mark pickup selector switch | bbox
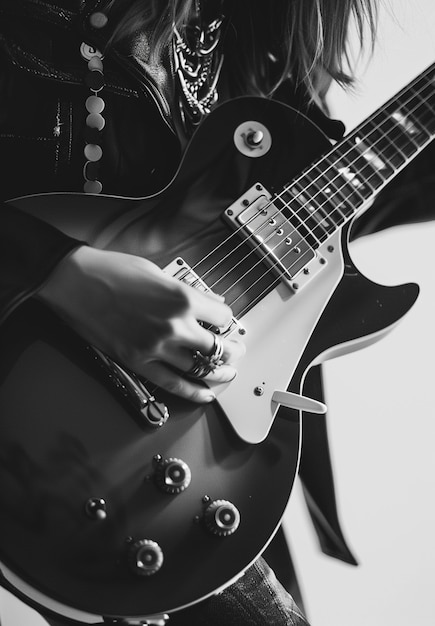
[204,499,240,536]
[154,456,191,494]
[128,539,164,576]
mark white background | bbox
[283,1,435,625]
[1,1,435,624]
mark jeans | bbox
[44,557,310,626]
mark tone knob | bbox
[204,499,240,536]
[128,539,164,576]
[154,456,191,494]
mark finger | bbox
[163,332,246,372]
[193,331,246,363]
[185,285,233,329]
[221,336,246,363]
[202,363,238,383]
[138,361,216,404]
[163,346,239,382]
[204,290,226,303]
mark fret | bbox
[368,112,411,164]
[291,179,343,233]
[322,64,435,213]
[334,147,384,192]
[393,90,431,142]
[326,145,376,199]
[394,68,435,135]
[382,105,421,156]
[277,188,329,248]
[310,173,352,220]
[314,170,363,219]
[412,67,435,121]
[409,86,435,132]
[301,171,353,224]
[283,158,366,239]
[413,88,435,122]
[278,62,435,247]
[354,117,399,174]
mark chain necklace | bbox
[172,0,225,131]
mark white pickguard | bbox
[211,231,344,443]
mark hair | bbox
[102,0,378,102]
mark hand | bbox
[38,246,245,403]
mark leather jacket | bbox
[1,0,435,606]
[0,0,346,319]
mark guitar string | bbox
[190,89,433,314]
[189,63,435,287]
[187,66,435,303]
[232,139,435,323]
[228,92,435,314]
[144,69,434,395]
[187,62,435,286]
[215,81,435,300]
[211,68,435,290]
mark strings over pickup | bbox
[224,183,327,292]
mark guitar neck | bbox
[280,62,435,247]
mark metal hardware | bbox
[90,347,169,427]
[85,497,107,520]
[108,616,169,625]
[164,258,245,337]
[224,183,327,292]
[246,129,264,146]
[153,456,192,494]
[127,539,164,576]
[233,121,272,158]
[204,499,241,536]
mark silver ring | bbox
[207,333,224,363]
[188,334,225,379]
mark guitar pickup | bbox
[224,183,327,291]
[164,258,246,337]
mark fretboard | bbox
[279,61,435,247]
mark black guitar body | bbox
[0,97,418,621]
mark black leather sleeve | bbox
[0,202,81,324]
[0,19,83,326]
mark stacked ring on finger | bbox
[188,333,225,379]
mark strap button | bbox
[89,11,108,29]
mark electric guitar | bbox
[0,61,433,624]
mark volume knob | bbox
[154,457,191,494]
[204,499,240,536]
[128,539,164,576]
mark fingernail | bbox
[208,291,225,302]
[203,392,216,403]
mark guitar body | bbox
[0,97,418,621]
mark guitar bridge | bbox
[164,258,246,337]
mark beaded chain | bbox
[80,6,225,192]
[81,11,108,194]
